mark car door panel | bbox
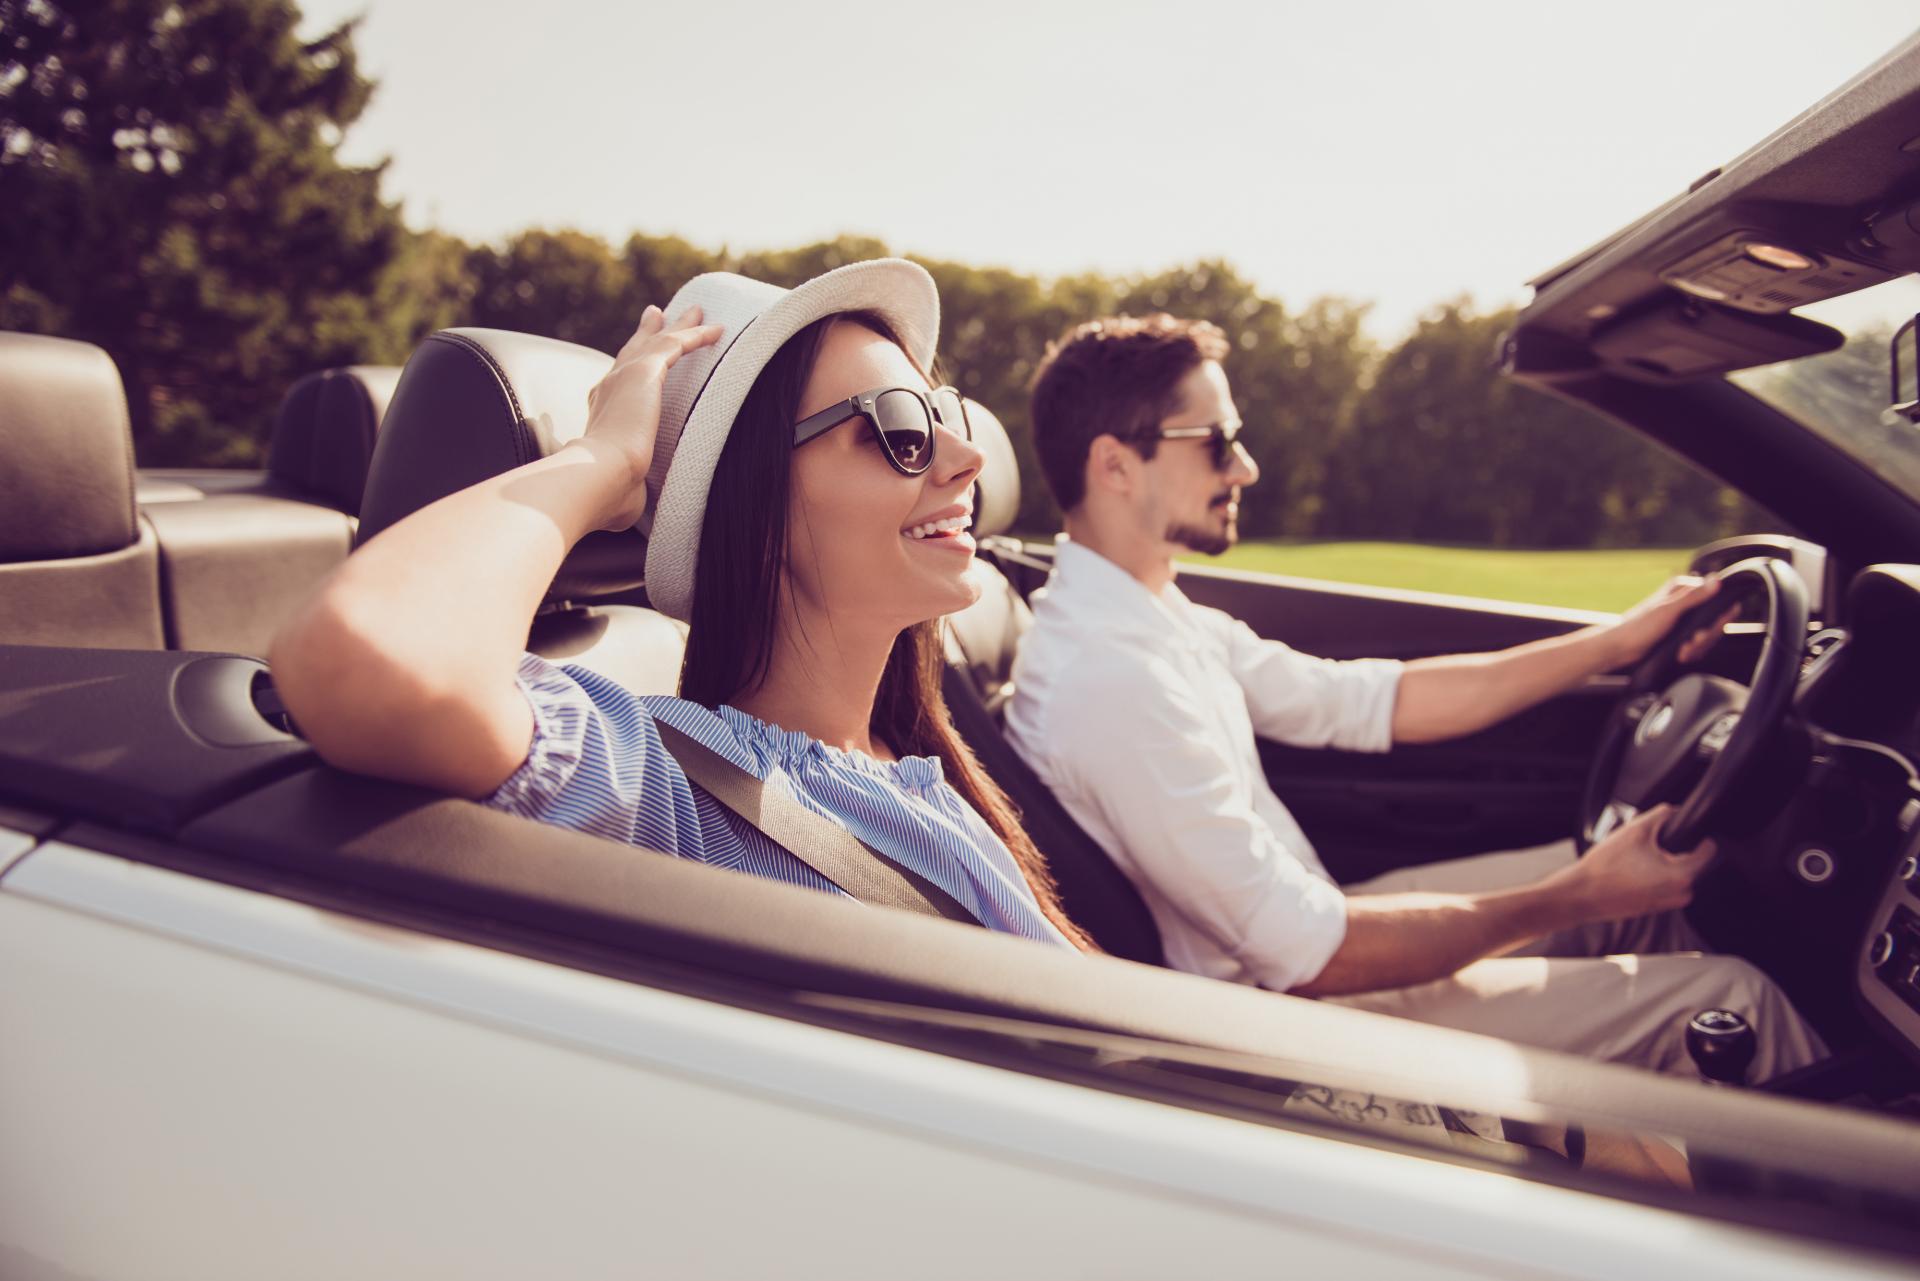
[1167,563,1623,881]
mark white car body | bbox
[3,833,1908,1281]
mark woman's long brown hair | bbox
[679,311,1096,951]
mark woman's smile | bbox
[905,527,976,554]
[902,501,976,550]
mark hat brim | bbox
[642,259,940,623]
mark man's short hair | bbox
[1028,313,1230,512]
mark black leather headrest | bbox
[0,332,139,562]
[358,329,644,603]
[966,398,1021,538]
[267,365,400,515]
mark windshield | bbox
[1729,276,1920,501]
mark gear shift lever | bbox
[1686,1008,1756,1085]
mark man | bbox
[1004,313,1826,1078]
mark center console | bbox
[1859,825,1920,1064]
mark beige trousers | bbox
[1328,842,1830,1081]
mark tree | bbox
[0,0,1778,555]
[1320,300,1767,548]
[1,0,405,463]
[623,231,720,314]
[371,226,476,361]
[736,235,892,290]
[464,228,636,355]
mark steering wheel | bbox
[1579,557,1810,854]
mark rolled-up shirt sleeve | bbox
[1220,615,1403,754]
[487,654,591,816]
[1047,654,1349,992]
[485,652,703,856]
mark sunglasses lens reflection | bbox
[874,389,933,472]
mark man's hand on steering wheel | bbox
[1609,575,1739,669]
[1580,558,1812,855]
[1570,805,1719,921]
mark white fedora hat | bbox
[641,258,940,622]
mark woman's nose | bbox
[933,422,984,488]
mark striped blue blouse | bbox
[485,652,1074,947]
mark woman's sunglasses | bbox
[1154,420,1245,472]
[793,385,971,476]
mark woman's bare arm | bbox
[269,307,721,797]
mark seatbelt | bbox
[653,720,982,928]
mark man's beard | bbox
[1166,494,1239,557]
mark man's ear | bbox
[1086,434,1138,498]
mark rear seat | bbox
[0,332,166,648]
[0,327,398,655]
[358,328,688,693]
[139,490,354,656]
[136,366,397,511]
[943,401,1166,965]
[265,365,400,516]
[135,366,398,656]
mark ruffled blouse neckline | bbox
[712,703,946,789]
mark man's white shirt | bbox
[1004,537,1403,991]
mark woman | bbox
[271,259,1094,949]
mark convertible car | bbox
[7,33,1920,1281]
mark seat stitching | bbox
[432,331,534,468]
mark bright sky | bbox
[298,0,1918,340]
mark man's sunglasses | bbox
[1153,420,1246,471]
[793,385,972,476]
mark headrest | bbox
[965,397,1021,539]
[267,365,401,515]
[0,332,139,562]
[358,329,644,603]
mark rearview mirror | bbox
[1894,315,1920,422]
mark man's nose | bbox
[1227,440,1260,487]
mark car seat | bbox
[942,399,1166,964]
[357,328,687,693]
[0,332,166,648]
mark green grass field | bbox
[1191,541,1695,614]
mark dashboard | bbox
[1802,564,1920,1064]
[1702,545,1920,1069]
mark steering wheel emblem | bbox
[1699,711,1740,755]
[1635,701,1676,747]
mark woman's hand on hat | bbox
[578,304,724,529]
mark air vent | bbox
[1758,289,1798,304]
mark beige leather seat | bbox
[0,332,166,648]
[131,367,406,658]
